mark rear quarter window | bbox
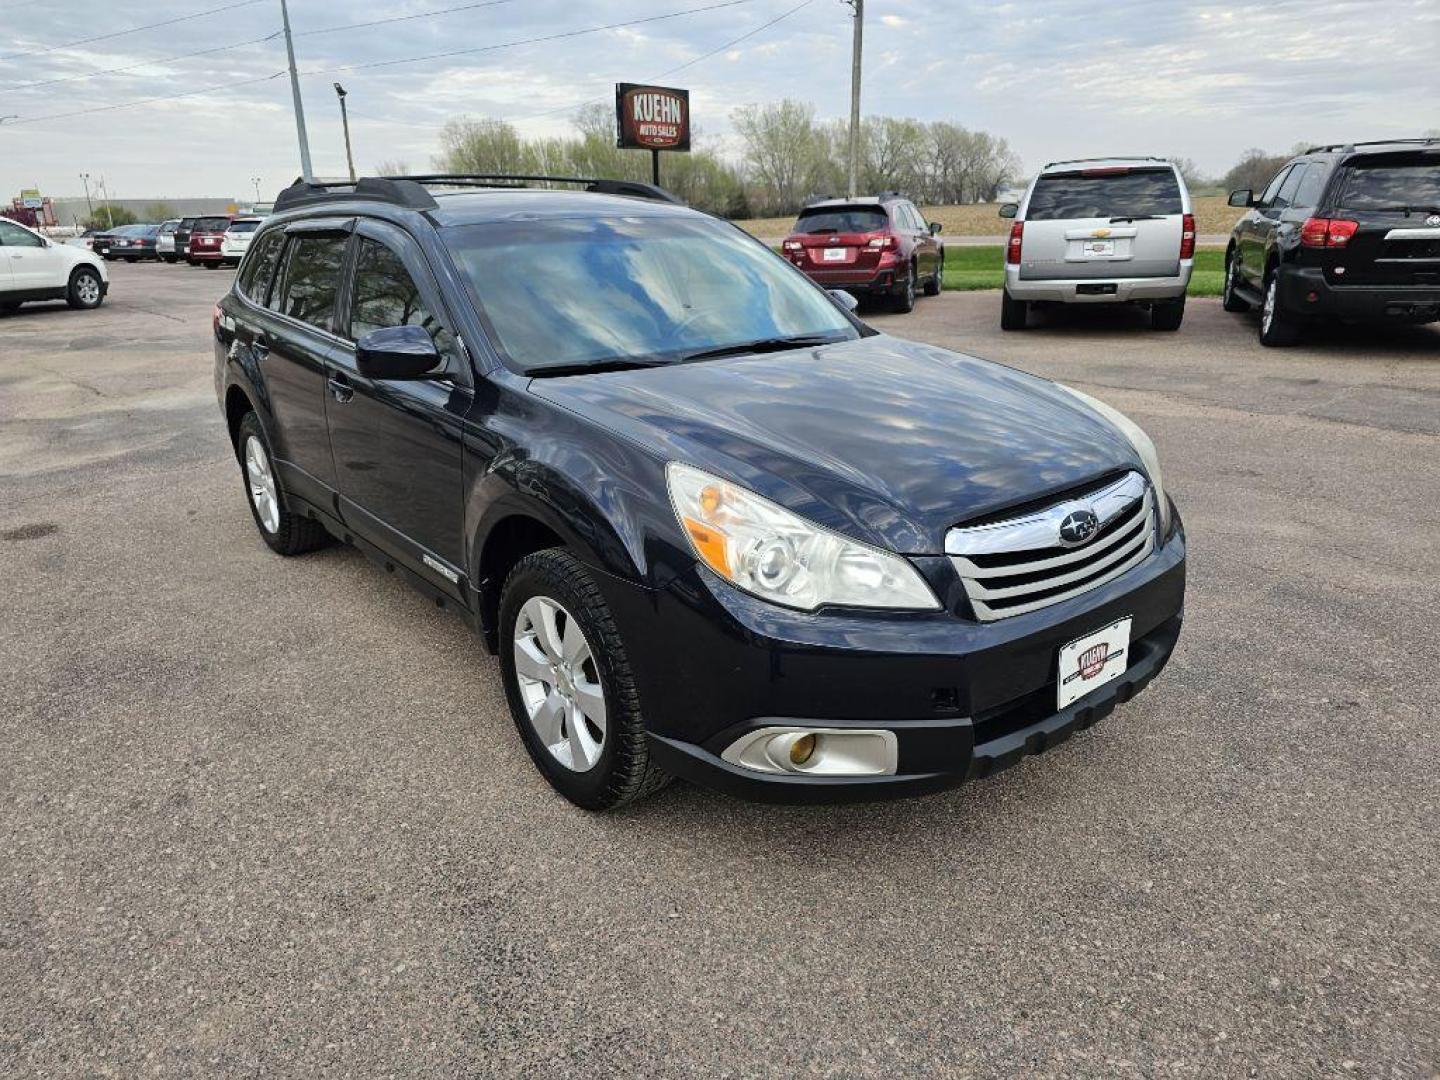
[1027,168,1183,220]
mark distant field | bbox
[739,195,1242,239]
[937,246,1225,296]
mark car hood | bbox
[529,335,1142,554]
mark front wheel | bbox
[1258,272,1301,347]
[499,549,669,810]
[923,253,943,296]
[66,266,104,310]
[1000,288,1028,330]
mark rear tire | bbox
[66,266,104,310]
[499,549,670,811]
[923,253,943,296]
[891,265,916,313]
[0,301,20,315]
[1151,296,1185,331]
[1221,249,1249,312]
[235,412,331,556]
[162,254,178,264]
[1000,288,1028,330]
[204,261,220,270]
[1258,270,1301,347]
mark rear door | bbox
[325,222,470,593]
[789,204,891,280]
[1322,151,1440,287]
[1019,166,1185,280]
[902,202,938,280]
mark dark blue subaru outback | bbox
[214,175,1186,810]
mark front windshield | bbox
[443,215,858,373]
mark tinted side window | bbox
[349,238,453,356]
[0,221,43,247]
[1258,166,1293,208]
[238,230,285,304]
[1274,166,1306,209]
[276,235,347,331]
[1292,164,1327,209]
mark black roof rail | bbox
[272,173,685,215]
[1303,137,1440,154]
[273,176,439,213]
[1044,155,1169,168]
[397,174,685,204]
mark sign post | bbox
[615,83,690,188]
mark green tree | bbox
[86,204,136,230]
[145,201,178,222]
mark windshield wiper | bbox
[674,334,846,364]
[525,357,669,378]
[1344,205,1440,216]
[1109,214,1165,223]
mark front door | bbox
[0,220,58,290]
[325,222,470,594]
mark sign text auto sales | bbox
[615,83,691,152]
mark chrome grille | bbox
[946,472,1155,621]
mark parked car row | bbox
[89,215,264,268]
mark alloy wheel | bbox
[244,435,280,534]
[512,595,607,773]
[1262,279,1276,334]
[76,273,100,306]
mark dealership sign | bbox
[615,83,691,152]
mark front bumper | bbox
[1006,263,1191,303]
[600,516,1186,804]
[1278,266,1440,323]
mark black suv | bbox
[1223,138,1440,345]
[214,174,1186,810]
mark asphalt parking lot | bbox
[3,261,1438,1078]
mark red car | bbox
[186,215,235,267]
[781,194,944,313]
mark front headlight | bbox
[1058,384,1171,535]
[666,462,940,612]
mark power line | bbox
[301,0,760,77]
[3,71,286,126]
[511,0,818,123]
[297,0,520,38]
[1,33,281,91]
[0,0,266,62]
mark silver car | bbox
[1000,157,1194,331]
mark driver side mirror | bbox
[998,203,1019,219]
[928,221,942,235]
[1228,188,1255,208]
[827,289,859,314]
[355,325,443,380]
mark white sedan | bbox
[221,217,263,266]
[1,217,108,313]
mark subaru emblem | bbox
[1057,509,1099,547]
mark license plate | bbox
[822,247,848,262]
[1083,239,1115,257]
[1057,616,1131,709]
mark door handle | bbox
[327,372,354,404]
[251,334,269,358]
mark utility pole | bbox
[251,176,262,201]
[80,173,95,222]
[334,83,356,183]
[98,176,114,228]
[845,0,863,199]
[280,0,314,182]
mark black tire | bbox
[66,266,105,310]
[891,264,916,313]
[1151,296,1185,331]
[923,251,943,296]
[1000,287,1028,330]
[124,256,137,263]
[162,255,178,264]
[0,301,20,315]
[234,411,330,556]
[204,260,220,270]
[1258,269,1301,347]
[499,549,670,811]
[1221,248,1249,312]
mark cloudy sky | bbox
[2,0,1436,202]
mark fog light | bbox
[721,725,899,777]
[789,733,817,766]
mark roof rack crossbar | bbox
[1302,137,1440,154]
[398,174,684,204]
[1044,156,1169,168]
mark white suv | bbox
[0,218,109,313]
[1000,157,1194,331]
